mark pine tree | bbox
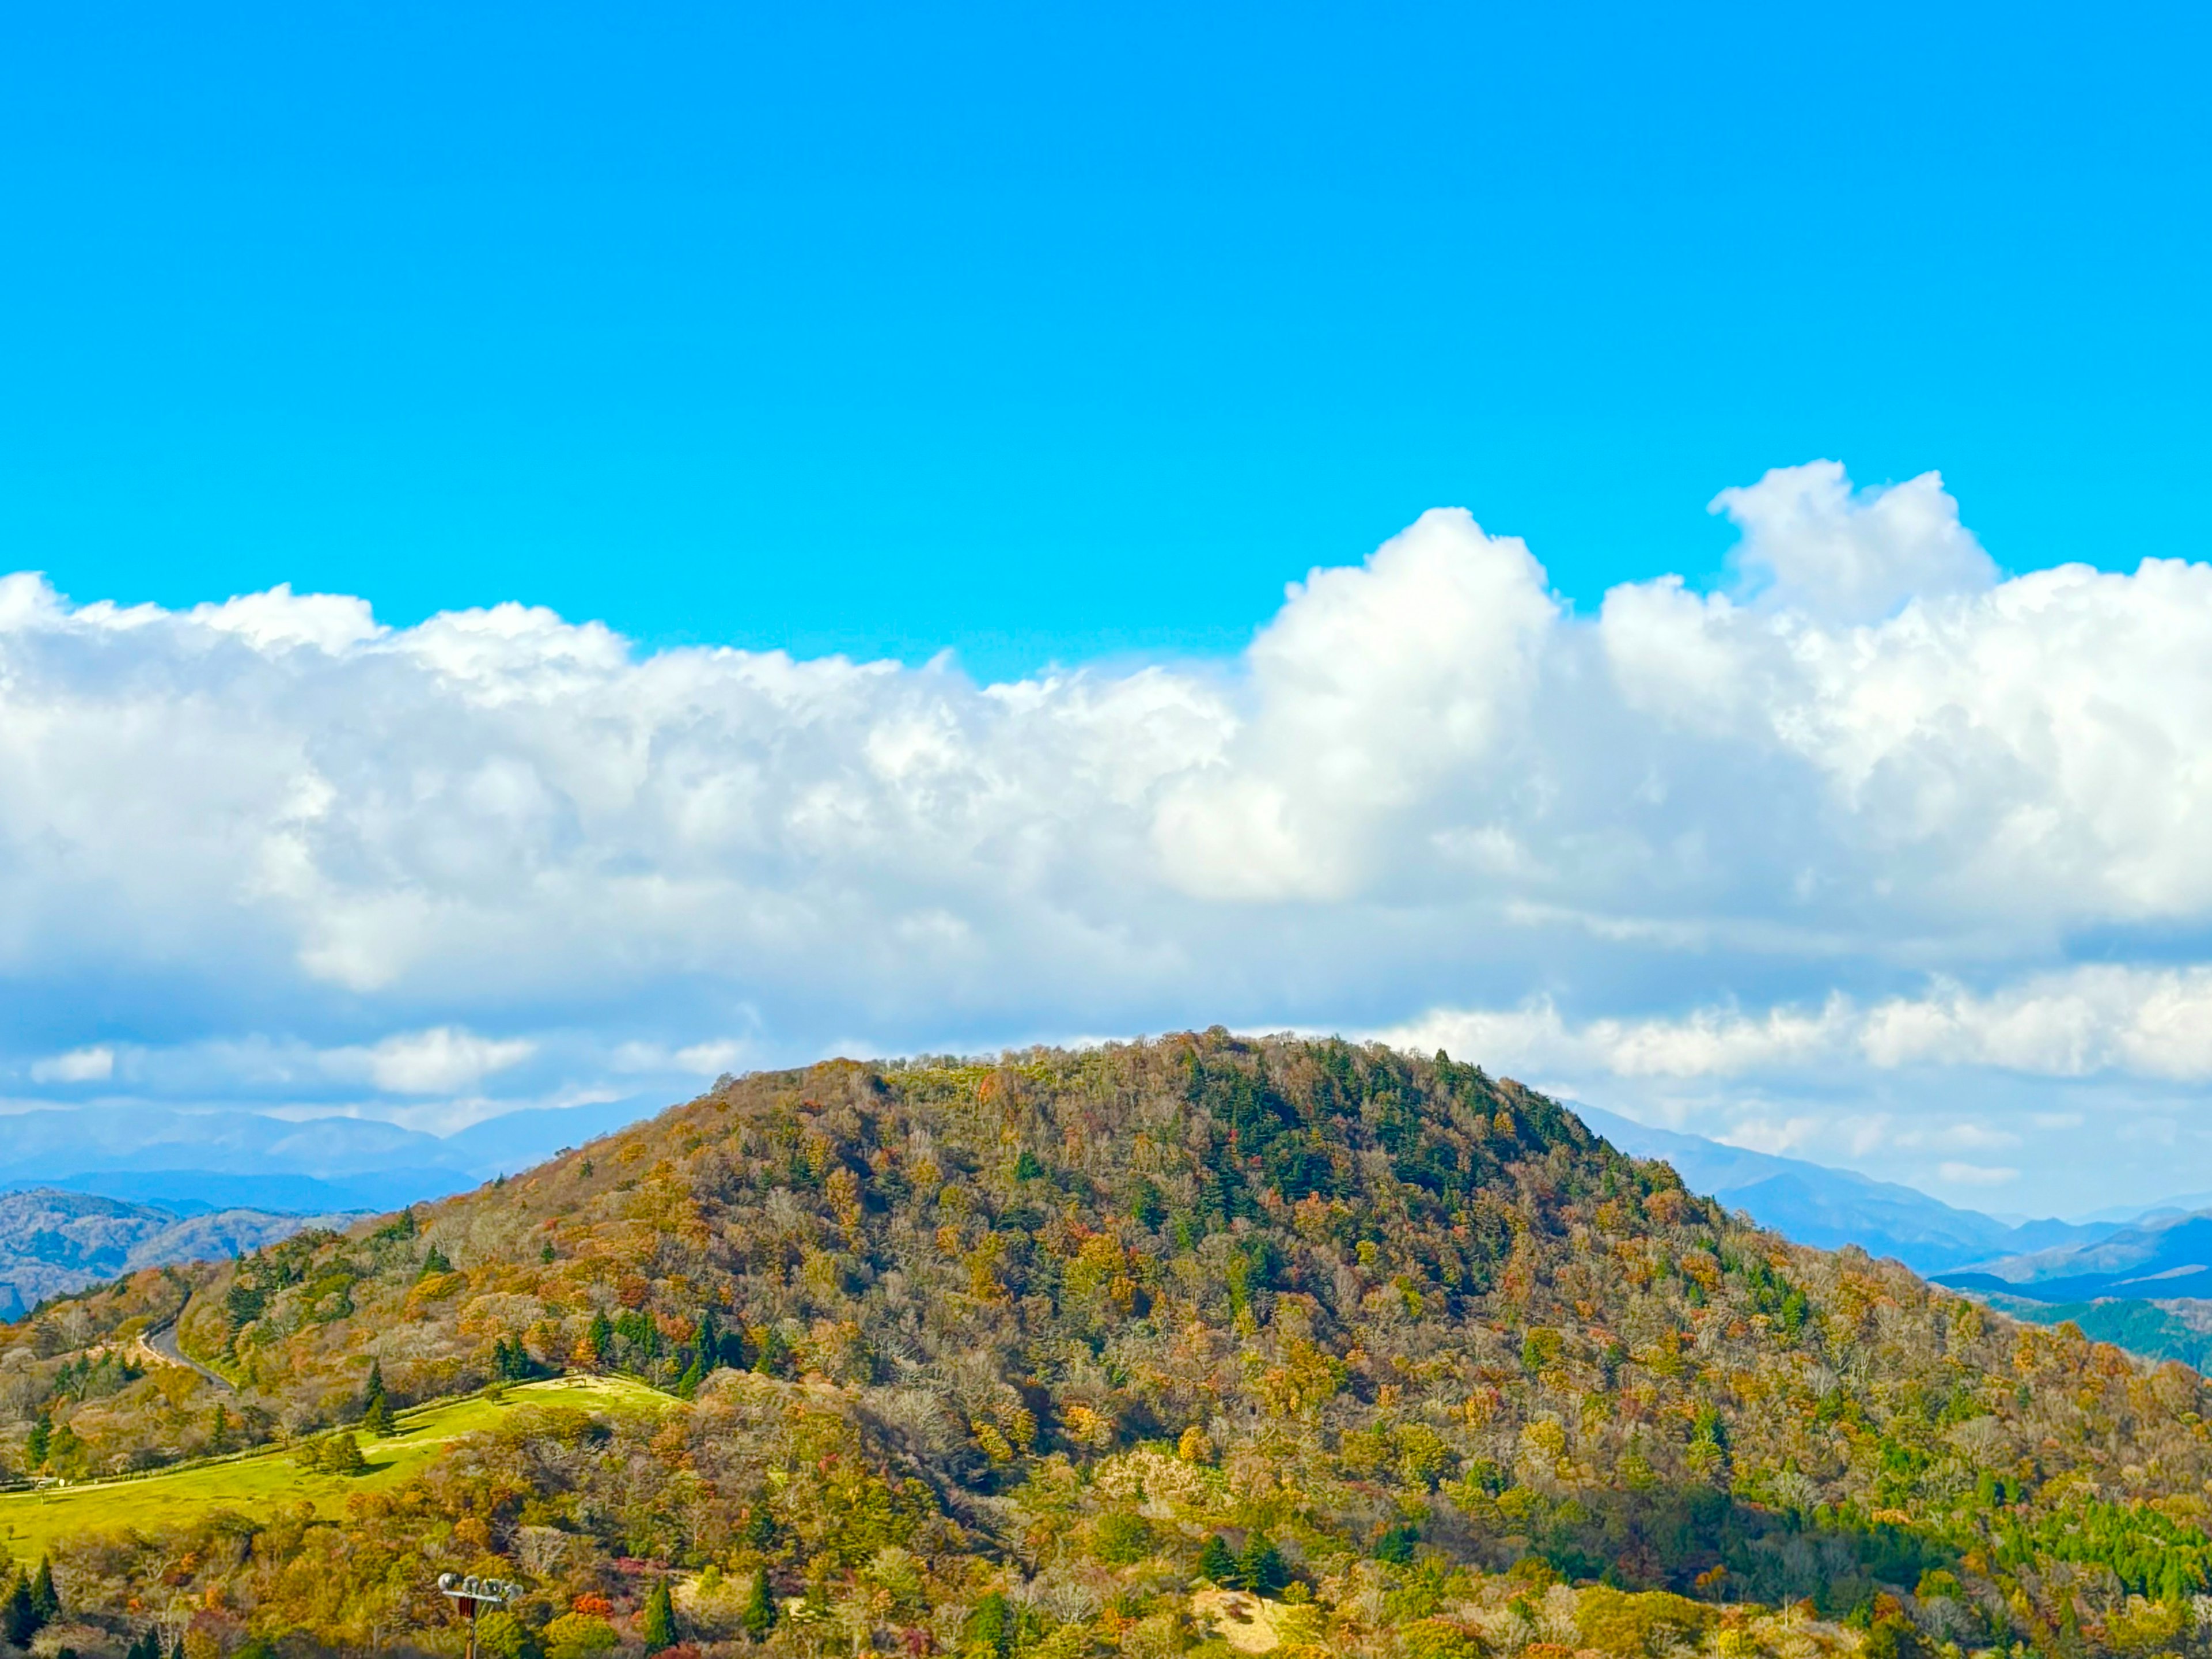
[30,1557,57,1620]
[5,1566,42,1646]
[420,1244,453,1279]
[642,1579,677,1654]
[318,1432,368,1475]
[963,1592,1013,1659]
[1236,1531,1286,1596]
[25,1415,48,1469]
[587,1310,613,1365]
[740,1567,775,1641]
[1197,1533,1236,1584]
[361,1360,395,1434]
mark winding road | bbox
[139,1318,233,1393]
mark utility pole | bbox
[437,1573,522,1659]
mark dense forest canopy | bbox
[3,1032,2209,1659]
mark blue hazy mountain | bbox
[1930,1209,2212,1370]
[0,1095,667,1215]
[1567,1101,2114,1274]
[0,1188,354,1320]
[1936,1211,2212,1303]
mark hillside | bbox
[0,1189,353,1320]
[5,1034,2212,1659]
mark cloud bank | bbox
[5,461,2210,1210]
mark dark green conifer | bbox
[1236,1531,1286,1596]
[318,1431,368,1475]
[5,1565,43,1646]
[30,1556,57,1620]
[641,1579,677,1653]
[361,1359,395,1433]
[740,1567,775,1641]
[963,1591,1013,1659]
[1197,1533,1236,1584]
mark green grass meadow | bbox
[0,1374,673,1564]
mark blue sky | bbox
[4,2,2206,675]
[2,3,2211,1215]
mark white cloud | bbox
[28,1046,113,1084]
[3,464,2212,1209]
[337,1028,537,1094]
[1938,1162,2020,1188]
[1712,461,1997,623]
[1382,968,2212,1088]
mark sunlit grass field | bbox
[0,1374,672,1564]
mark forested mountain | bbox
[0,1188,349,1320]
[9,1034,2212,1659]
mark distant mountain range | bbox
[0,1094,669,1214]
[1563,1101,2212,1372]
[1930,1210,2212,1369]
[0,1188,355,1320]
[1565,1101,2118,1275]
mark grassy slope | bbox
[0,1374,671,1564]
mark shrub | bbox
[543,1613,619,1659]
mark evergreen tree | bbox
[319,1432,368,1475]
[587,1310,613,1365]
[31,1557,58,1620]
[25,1415,48,1468]
[751,1325,786,1375]
[641,1580,677,1654]
[1197,1534,1236,1584]
[1236,1531,1287,1596]
[172,1634,185,1659]
[963,1592,1014,1659]
[361,1360,395,1434]
[419,1244,453,1278]
[5,1566,43,1646]
[740,1568,775,1641]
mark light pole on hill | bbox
[437,1573,522,1659]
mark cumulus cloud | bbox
[28,1046,114,1084]
[1380,967,2212,1086]
[350,1028,538,1095]
[1712,461,1997,622]
[3,462,2212,1208]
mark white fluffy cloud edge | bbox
[5,460,2212,1211]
